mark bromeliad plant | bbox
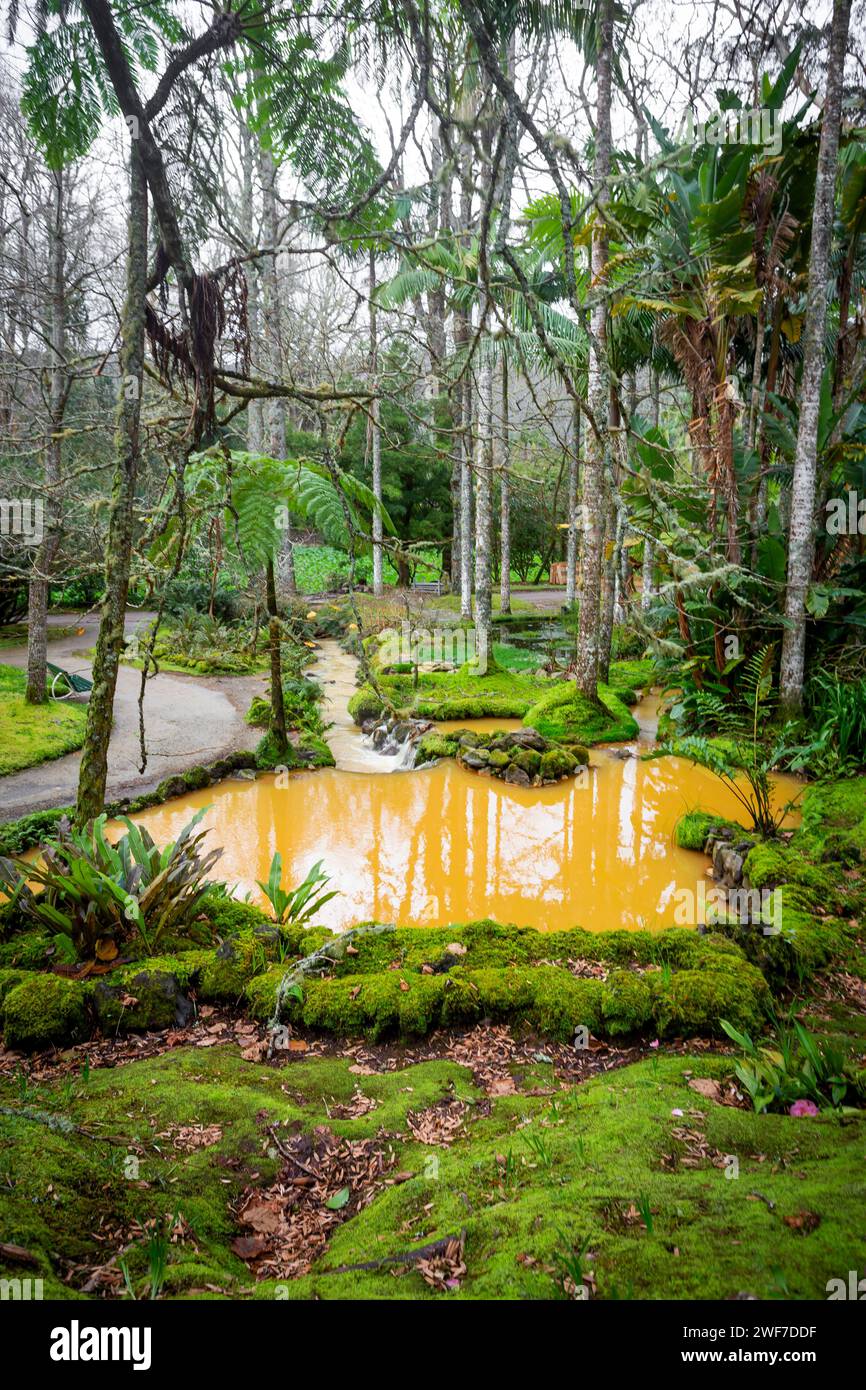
[257,855,339,926]
[0,810,221,962]
[720,1016,865,1114]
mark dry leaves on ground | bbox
[232,1126,396,1281]
[407,1097,468,1147]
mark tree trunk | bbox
[779,0,851,714]
[26,165,66,704]
[575,0,613,701]
[259,139,296,598]
[368,247,384,595]
[474,332,494,665]
[460,374,473,619]
[266,556,287,751]
[75,149,147,824]
[499,355,511,616]
[565,402,580,605]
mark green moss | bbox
[523,683,639,744]
[415,732,459,761]
[608,658,656,691]
[3,1048,862,1301]
[744,843,834,896]
[348,686,385,724]
[2,973,90,1050]
[674,810,744,852]
[0,664,87,774]
[0,808,70,856]
[796,777,866,863]
[512,747,541,776]
[539,746,578,780]
[653,960,769,1038]
[0,967,28,1004]
[0,929,55,969]
[601,969,654,1035]
[92,969,189,1033]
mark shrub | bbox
[0,811,221,962]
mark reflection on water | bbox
[124,749,800,934]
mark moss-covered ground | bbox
[1,773,865,1300]
[348,659,642,743]
[1,1045,863,1300]
[0,663,87,775]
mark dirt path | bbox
[0,611,265,820]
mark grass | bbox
[0,622,82,650]
[1,1045,862,1300]
[0,664,87,776]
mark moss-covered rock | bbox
[348,685,385,724]
[675,810,745,852]
[653,959,769,1038]
[539,746,578,780]
[523,683,638,744]
[92,969,193,1033]
[2,974,89,1050]
[601,969,654,1035]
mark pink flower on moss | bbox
[649,1039,660,1049]
[789,1099,820,1118]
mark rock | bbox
[391,721,413,742]
[488,749,510,768]
[503,763,531,786]
[500,729,546,752]
[93,969,193,1033]
[460,750,490,769]
[540,747,578,780]
[713,842,745,888]
[512,747,542,778]
[230,768,256,782]
[458,732,481,749]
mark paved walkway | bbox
[0,612,265,819]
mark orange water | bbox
[122,748,800,934]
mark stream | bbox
[122,640,800,934]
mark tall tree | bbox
[779,0,853,713]
[25,164,65,703]
[575,0,614,701]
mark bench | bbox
[47,661,93,699]
[411,580,442,596]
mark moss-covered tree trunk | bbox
[499,356,511,616]
[74,150,147,825]
[779,0,852,714]
[575,0,612,702]
[266,556,287,752]
[565,403,580,607]
[26,166,66,704]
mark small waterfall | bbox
[360,715,433,769]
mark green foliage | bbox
[720,1016,865,1115]
[0,812,220,961]
[803,671,866,774]
[653,733,803,837]
[0,663,87,774]
[256,855,339,926]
